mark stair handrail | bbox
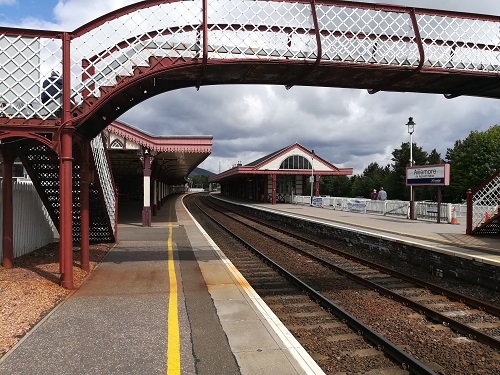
[466,169,500,234]
[90,133,117,237]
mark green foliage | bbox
[320,175,352,197]
[428,149,443,165]
[338,125,499,203]
[347,162,389,198]
[445,125,500,202]
[191,174,209,189]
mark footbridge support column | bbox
[272,174,277,205]
[1,146,15,268]
[60,127,74,290]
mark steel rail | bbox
[193,197,437,375]
[212,197,500,317]
[205,197,500,350]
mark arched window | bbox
[279,155,311,170]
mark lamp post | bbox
[310,149,314,205]
[405,117,416,220]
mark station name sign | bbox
[406,164,450,186]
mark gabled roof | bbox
[245,145,289,167]
[209,143,352,183]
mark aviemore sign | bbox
[406,164,450,186]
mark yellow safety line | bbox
[166,220,180,375]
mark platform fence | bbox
[292,195,466,223]
[0,179,55,260]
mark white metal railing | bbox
[91,133,117,237]
[0,179,55,260]
[2,1,500,120]
[470,171,500,230]
[292,195,466,222]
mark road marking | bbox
[166,221,180,375]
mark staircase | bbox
[20,136,116,244]
[72,55,187,137]
[467,170,500,235]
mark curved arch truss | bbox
[1,0,500,132]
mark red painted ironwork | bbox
[284,0,322,89]
[272,174,277,205]
[197,0,208,89]
[1,148,14,268]
[2,0,500,133]
[60,128,74,289]
[466,189,473,235]
[59,32,74,289]
[368,8,425,95]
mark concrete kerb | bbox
[180,196,326,375]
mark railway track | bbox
[185,194,500,375]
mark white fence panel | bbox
[0,180,55,260]
[292,195,467,222]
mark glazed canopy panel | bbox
[2,0,500,121]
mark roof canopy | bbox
[106,120,212,185]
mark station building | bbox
[209,143,352,204]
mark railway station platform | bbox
[215,194,500,268]
[0,194,323,375]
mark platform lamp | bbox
[310,149,314,205]
[405,117,416,220]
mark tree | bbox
[191,174,209,189]
[320,175,352,197]
[445,125,500,202]
[348,162,390,198]
[428,149,443,165]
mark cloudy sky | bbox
[1,0,500,174]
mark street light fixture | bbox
[405,117,416,220]
[310,149,314,205]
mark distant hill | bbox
[189,167,216,177]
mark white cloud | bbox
[53,0,141,30]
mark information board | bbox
[406,164,450,186]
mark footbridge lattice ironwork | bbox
[2,1,500,133]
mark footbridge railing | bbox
[90,133,117,240]
[467,170,500,235]
[2,1,500,122]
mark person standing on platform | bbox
[370,189,378,200]
[41,71,63,118]
[377,187,387,201]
